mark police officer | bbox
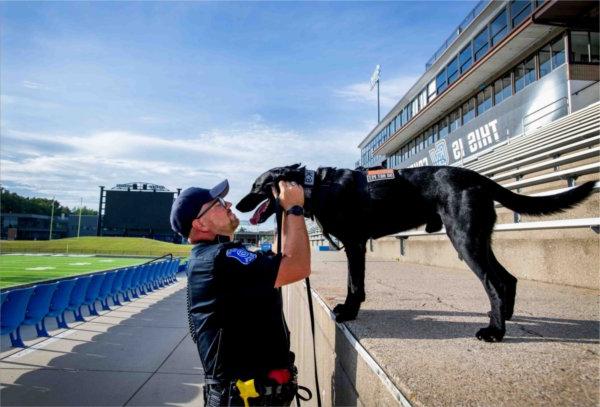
[170,179,310,406]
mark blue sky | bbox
[1,1,477,219]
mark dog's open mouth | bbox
[250,200,270,225]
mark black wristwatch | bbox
[285,205,304,216]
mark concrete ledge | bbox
[284,251,599,406]
[283,281,410,407]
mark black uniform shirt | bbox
[187,237,290,382]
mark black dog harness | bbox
[302,167,344,251]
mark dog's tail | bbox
[490,180,596,216]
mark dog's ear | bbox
[290,163,301,169]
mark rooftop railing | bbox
[425,0,490,71]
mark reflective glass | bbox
[449,109,461,132]
[539,45,551,77]
[473,28,489,61]
[552,36,565,67]
[510,0,531,27]
[460,44,473,73]
[591,32,599,62]
[436,68,447,94]
[570,31,590,63]
[514,63,525,92]
[490,9,508,46]
[524,56,535,86]
[438,119,449,139]
[462,98,475,124]
[428,79,437,100]
[476,86,493,115]
[447,57,459,85]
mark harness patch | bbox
[226,248,257,265]
[304,169,316,186]
[366,169,395,182]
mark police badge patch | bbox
[226,248,257,265]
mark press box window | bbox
[494,74,512,104]
[462,98,475,124]
[428,79,437,102]
[476,86,493,115]
[459,44,473,74]
[514,55,535,92]
[447,57,459,85]
[490,9,508,46]
[552,36,565,67]
[510,0,531,28]
[438,118,449,139]
[449,109,461,133]
[571,31,591,63]
[538,45,552,77]
[473,28,489,61]
[436,68,448,94]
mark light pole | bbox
[77,198,83,238]
[370,64,381,123]
[49,197,55,240]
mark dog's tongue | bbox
[250,200,269,225]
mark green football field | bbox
[0,254,151,289]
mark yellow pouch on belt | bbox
[235,379,260,407]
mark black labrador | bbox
[236,164,595,342]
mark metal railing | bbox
[522,97,569,134]
[425,0,490,71]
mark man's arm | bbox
[274,180,311,288]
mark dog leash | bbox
[274,196,322,407]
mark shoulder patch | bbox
[225,248,257,265]
[367,169,395,182]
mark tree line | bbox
[0,188,98,216]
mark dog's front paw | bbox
[332,303,359,322]
[475,326,505,342]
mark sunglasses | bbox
[196,197,226,219]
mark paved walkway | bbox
[0,280,205,406]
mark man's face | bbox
[197,198,239,236]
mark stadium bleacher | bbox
[0,258,183,348]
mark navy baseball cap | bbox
[170,180,229,237]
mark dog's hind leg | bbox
[439,188,507,342]
[489,252,518,321]
[333,241,367,322]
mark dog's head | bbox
[236,163,306,224]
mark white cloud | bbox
[335,74,420,111]
[1,121,366,220]
[22,80,45,90]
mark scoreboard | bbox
[103,190,175,234]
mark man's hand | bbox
[272,180,304,211]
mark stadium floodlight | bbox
[370,65,381,123]
[77,198,83,238]
[49,197,55,240]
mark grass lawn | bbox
[0,236,192,257]
[0,254,151,288]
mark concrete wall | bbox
[282,283,407,407]
[370,227,599,290]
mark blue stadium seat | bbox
[22,282,59,337]
[110,269,127,306]
[47,279,77,329]
[97,272,117,311]
[83,273,106,316]
[135,265,149,296]
[128,267,142,299]
[144,263,157,293]
[66,276,92,322]
[120,268,136,302]
[1,287,35,347]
